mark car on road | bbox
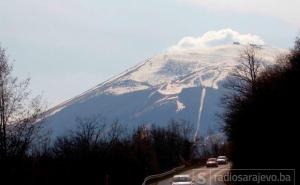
[217,156,228,165]
[206,158,218,168]
[171,175,194,185]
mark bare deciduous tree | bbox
[225,45,263,95]
[106,119,125,143]
[74,116,106,147]
[0,45,45,159]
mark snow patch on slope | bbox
[176,99,186,112]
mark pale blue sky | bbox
[0,0,299,106]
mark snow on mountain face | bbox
[44,44,286,138]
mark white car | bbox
[217,156,228,165]
[206,158,218,167]
[171,175,194,185]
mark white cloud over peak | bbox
[168,29,265,52]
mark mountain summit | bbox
[44,43,285,138]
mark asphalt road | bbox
[154,164,230,185]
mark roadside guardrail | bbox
[142,165,185,185]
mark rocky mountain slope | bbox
[44,44,285,138]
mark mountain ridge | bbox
[44,44,286,138]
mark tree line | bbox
[222,38,299,185]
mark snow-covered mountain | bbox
[44,44,286,138]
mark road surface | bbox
[154,164,230,185]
